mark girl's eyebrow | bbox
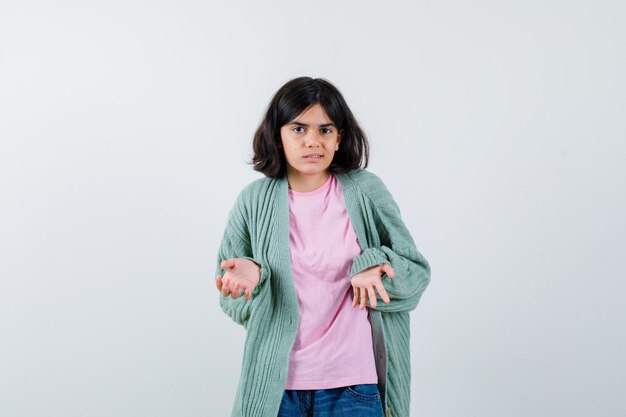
[290,121,336,128]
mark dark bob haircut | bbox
[250,76,369,178]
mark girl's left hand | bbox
[351,263,395,309]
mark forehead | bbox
[289,103,334,124]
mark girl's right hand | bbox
[216,258,261,301]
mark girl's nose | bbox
[304,131,322,147]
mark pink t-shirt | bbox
[284,172,378,390]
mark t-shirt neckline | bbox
[288,173,334,197]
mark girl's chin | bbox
[288,163,331,175]
[295,167,330,176]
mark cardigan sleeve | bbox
[215,191,270,328]
[349,176,431,313]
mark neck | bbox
[287,170,331,192]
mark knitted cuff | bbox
[350,247,389,277]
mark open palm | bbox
[216,258,261,301]
[351,263,395,309]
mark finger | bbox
[382,263,395,278]
[355,287,363,308]
[231,282,241,299]
[244,288,251,301]
[352,287,361,307]
[220,259,236,269]
[360,287,367,310]
[238,283,247,299]
[375,282,391,304]
[216,275,223,291]
[367,286,377,309]
[221,277,231,297]
[352,286,358,307]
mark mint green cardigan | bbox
[216,169,431,417]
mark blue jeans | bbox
[277,383,384,417]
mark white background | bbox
[1,1,625,416]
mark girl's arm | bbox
[350,176,431,313]
[215,195,270,328]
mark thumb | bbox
[381,263,395,278]
[221,258,236,269]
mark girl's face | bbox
[280,103,342,181]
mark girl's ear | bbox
[337,129,344,147]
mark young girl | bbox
[215,77,431,417]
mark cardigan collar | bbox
[277,170,356,194]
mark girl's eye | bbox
[321,128,333,134]
[292,126,305,133]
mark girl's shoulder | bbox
[338,169,404,216]
[340,168,391,196]
[233,175,284,207]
